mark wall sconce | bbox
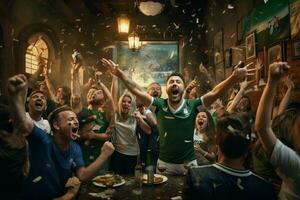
[128,31,141,51]
[117,15,130,34]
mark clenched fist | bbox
[101,141,115,159]
[6,74,28,96]
[268,62,290,82]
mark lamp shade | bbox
[117,15,130,33]
[128,31,141,51]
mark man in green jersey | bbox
[102,58,251,175]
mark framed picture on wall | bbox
[290,0,300,38]
[114,41,179,88]
[291,37,300,59]
[245,32,256,60]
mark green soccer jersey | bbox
[80,108,109,166]
[152,97,203,164]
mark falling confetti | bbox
[43,18,48,23]
[13,38,19,42]
[75,18,81,22]
[222,10,226,14]
[32,176,42,183]
[152,24,156,28]
[173,22,179,29]
[86,51,94,55]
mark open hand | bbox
[101,58,120,76]
[233,61,255,81]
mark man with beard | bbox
[72,64,115,170]
[101,58,250,175]
[7,74,115,200]
[147,82,162,98]
[26,90,51,134]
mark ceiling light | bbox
[117,15,130,34]
[128,31,141,51]
[138,1,164,16]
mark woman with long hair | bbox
[194,106,217,165]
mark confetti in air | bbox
[32,176,42,183]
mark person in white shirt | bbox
[255,62,300,199]
[26,90,51,134]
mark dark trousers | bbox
[109,151,137,175]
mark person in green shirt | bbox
[101,58,251,175]
[71,63,115,172]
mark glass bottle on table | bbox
[133,155,143,195]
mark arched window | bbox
[25,34,49,74]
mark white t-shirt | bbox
[270,139,300,199]
[111,113,139,156]
[26,112,51,134]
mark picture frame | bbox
[245,32,256,60]
[290,0,300,38]
[114,41,179,88]
[291,37,300,59]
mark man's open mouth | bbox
[171,88,179,95]
[34,101,44,108]
[72,127,78,133]
[71,127,80,140]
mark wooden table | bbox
[78,175,186,200]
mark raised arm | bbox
[184,79,197,99]
[43,65,57,103]
[134,108,151,134]
[77,141,114,182]
[95,71,116,121]
[202,62,252,107]
[255,62,290,156]
[7,74,33,135]
[102,58,153,107]
[226,79,254,114]
[111,74,119,109]
[71,63,82,113]
[273,76,294,118]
